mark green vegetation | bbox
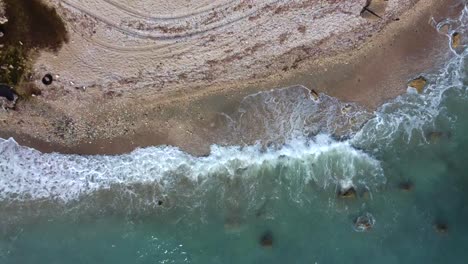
[0,45,27,86]
[0,0,68,96]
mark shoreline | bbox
[0,0,465,156]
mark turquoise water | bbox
[1,7,468,264]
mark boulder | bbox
[408,76,427,93]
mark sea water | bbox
[1,6,468,264]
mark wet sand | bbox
[0,0,465,156]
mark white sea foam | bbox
[226,85,371,145]
[0,134,384,202]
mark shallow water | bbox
[1,6,468,264]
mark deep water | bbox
[1,6,468,264]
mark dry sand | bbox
[0,0,465,155]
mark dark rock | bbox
[42,73,53,85]
[157,200,163,206]
[260,231,274,247]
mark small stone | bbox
[42,74,53,85]
[353,212,375,232]
[260,231,274,248]
[408,76,427,93]
[157,200,163,206]
[452,32,461,49]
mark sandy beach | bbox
[0,0,464,155]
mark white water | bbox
[0,134,383,202]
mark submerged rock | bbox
[433,222,448,234]
[353,212,375,232]
[426,131,452,143]
[408,76,427,93]
[398,181,413,192]
[451,32,461,49]
[337,186,357,199]
[259,231,274,247]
